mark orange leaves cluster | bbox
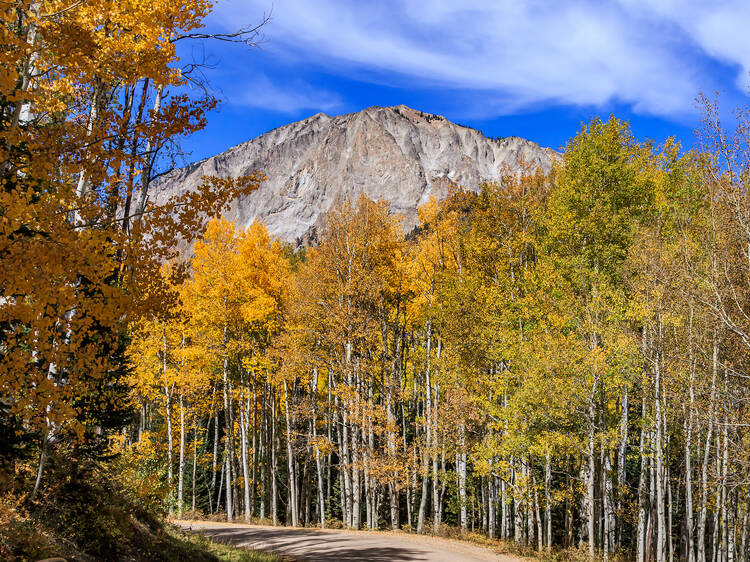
[0,0,260,447]
[129,219,289,421]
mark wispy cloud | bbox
[211,0,749,118]
[618,0,750,91]
[228,74,343,113]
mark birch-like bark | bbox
[459,424,467,531]
[259,384,267,521]
[618,385,629,548]
[271,391,278,526]
[212,401,219,495]
[6,1,41,137]
[481,476,487,532]
[251,377,257,517]
[417,321,432,534]
[604,448,614,559]
[163,330,174,515]
[698,337,719,562]
[432,378,440,533]
[666,448,674,562]
[406,403,415,529]
[283,380,299,526]
[534,482,542,551]
[178,393,185,514]
[723,367,731,562]
[656,331,667,562]
[312,369,326,528]
[337,401,352,526]
[637,378,649,560]
[515,462,523,544]
[216,456,224,512]
[165,383,173,515]
[351,419,361,529]
[240,395,251,521]
[526,461,533,546]
[488,471,496,539]
[439,446,447,524]
[686,306,696,562]
[501,472,508,539]
[31,432,47,501]
[222,326,233,522]
[327,374,333,521]
[739,502,747,562]
[192,424,197,512]
[224,450,232,521]
[713,429,721,562]
[385,375,398,530]
[74,79,104,218]
[545,453,552,549]
[587,397,596,558]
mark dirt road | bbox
[177,521,522,562]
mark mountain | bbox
[154,105,557,245]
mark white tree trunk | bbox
[351,421,361,529]
[271,392,278,526]
[224,450,233,521]
[459,425,467,531]
[212,404,219,496]
[618,385,629,548]
[432,381,440,534]
[192,423,197,512]
[74,80,102,208]
[656,347,667,562]
[163,328,174,516]
[283,381,299,526]
[240,400,251,521]
[588,398,596,558]
[178,393,185,515]
[222,335,233,522]
[417,323,432,534]
[7,0,41,136]
[698,337,718,562]
[545,453,552,549]
[686,307,696,562]
[312,370,326,528]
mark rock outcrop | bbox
[154,105,557,245]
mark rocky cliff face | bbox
[154,105,557,245]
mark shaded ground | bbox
[177,521,522,562]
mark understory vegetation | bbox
[0,450,279,561]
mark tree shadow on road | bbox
[191,526,434,561]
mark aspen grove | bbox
[127,116,750,561]
[1,1,749,560]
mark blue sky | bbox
[176,0,750,163]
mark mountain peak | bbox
[156,107,557,246]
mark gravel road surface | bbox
[176,521,522,562]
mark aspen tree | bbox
[0,0,264,498]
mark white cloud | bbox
[617,0,750,92]
[229,74,343,113]
[211,0,749,117]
